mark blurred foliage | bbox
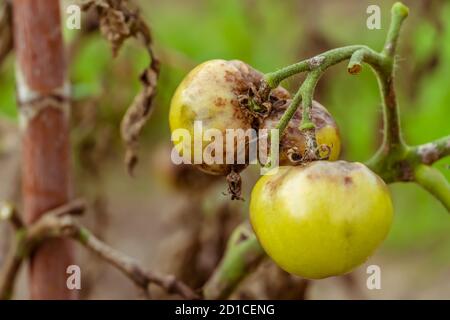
[0,55,15,120]
[0,0,449,261]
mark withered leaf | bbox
[81,0,160,175]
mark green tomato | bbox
[250,161,393,279]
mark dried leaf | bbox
[80,0,160,175]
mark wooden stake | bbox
[12,0,76,299]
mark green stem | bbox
[414,165,450,212]
[273,71,321,135]
[264,3,408,151]
[348,49,367,74]
[264,60,310,88]
[268,46,385,139]
[264,45,384,88]
[382,2,409,57]
[299,71,321,129]
[377,71,406,151]
[275,86,302,134]
[411,135,450,164]
[203,223,265,299]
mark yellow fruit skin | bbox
[250,161,393,279]
[316,125,341,161]
[169,59,290,175]
[170,60,247,175]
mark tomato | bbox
[169,59,289,176]
[261,100,341,165]
[151,144,220,193]
[250,161,393,279]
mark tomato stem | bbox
[264,2,422,170]
[203,223,264,299]
[414,165,450,212]
[382,2,409,58]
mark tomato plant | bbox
[0,0,449,302]
[203,2,450,299]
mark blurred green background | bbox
[0,0,449,299]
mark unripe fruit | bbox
[169,59,289,176]
[250,161,393,279]
[261,100,341,165]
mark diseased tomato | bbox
[169,59,289,176]
[250,161,393,279]
[261,100,341,165]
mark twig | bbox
[0,229,26,300]
[412,135,450,165]
[263,4,409,157]
[263,3,448,194]
[0,202,23,230]
[382,2,409,57]
[0,200,199,300]
[0,201,26,300]
[414,165,450,212]
[232,259,310,300]
[75,226,199,299]
[264,45,386,90]
[203,222,264,299]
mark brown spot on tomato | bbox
[344,227,353,239]
[224,70,236,83]
[214,97,226,107]
[344,176,353,185]
[266,169,291,194]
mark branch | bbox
[0,202,23,230]
[0,200,199,300]
[75,226,199,299]
[414,165,450,212]
[264,46,389,166]
[262,2,418,179]
[0,229,26,300]
[264,45,385,89]
[203,223,264,299]
[412,135,450,165]
[0,201,26,300]
[262,3,410,160]
[382,2,409,57]
[264,46,386,156]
